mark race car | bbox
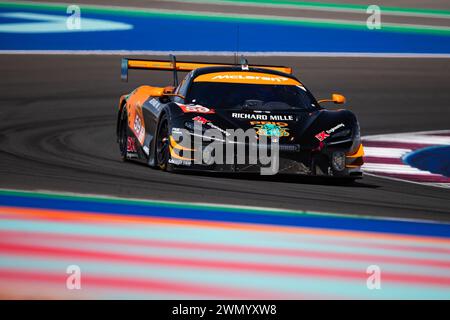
[117,55,364,179]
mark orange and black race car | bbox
[117,56,364,179]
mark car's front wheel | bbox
[118,107,128,161]
[156,113,170,170]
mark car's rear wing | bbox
[121,55,293,85]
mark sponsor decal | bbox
[138,131,145,143]
[211,74,289,82]
[315,123,345,142]
[126,137,137,153]
[169,158,192,166]
[270,114,295,121]
[193,116,231,137]
[232,113,294,121]
[172,127,183,134]
[134,114,142,133]
[315,131,329,142]
[127,153,139,159]
[133,114,146,142]
[149,98,162,111]
[192,116,208,125]
[327,123,345,134]
[194,72,300,86]
[250,121,290,137]
[177,103,215,114]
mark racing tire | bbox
[118,107,129,162]
[156,113,171,171]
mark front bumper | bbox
[168,136,364,178]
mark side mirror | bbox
[318,93,346,105]
[162,86,185,99]
[163,86,175,94]
[143,86,184,100]
[332,93,346,104]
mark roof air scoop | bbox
[240,55,249,71]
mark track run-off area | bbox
[0,0,449,299]
[0,189,449,299]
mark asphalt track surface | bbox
[1,54,449,222]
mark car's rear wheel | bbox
[118,107,128,161]
[156,113,170,170]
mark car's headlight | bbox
[332,151,346,171]
[332,128,351,139]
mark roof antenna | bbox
[169,54,178,87]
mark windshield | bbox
[185,82,318,111]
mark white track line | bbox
[362,163,440,176]
[364,172,450,190]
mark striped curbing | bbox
[362,130,450,188]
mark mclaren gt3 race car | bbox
[117,56,364,179]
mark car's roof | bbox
[191,65,298,81]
